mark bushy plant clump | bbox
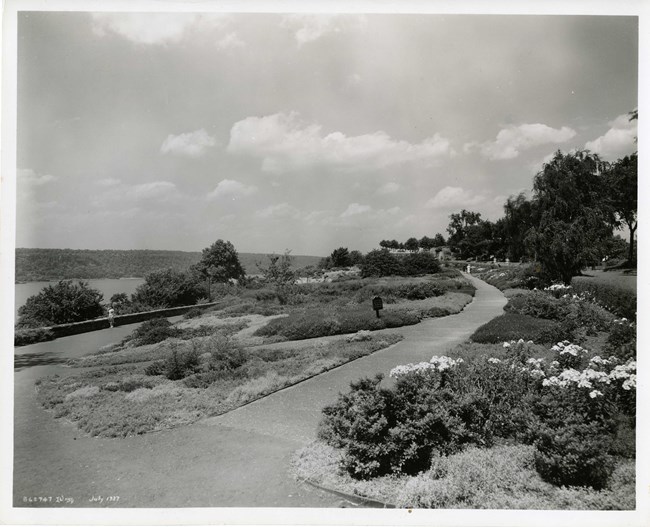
[17,279,105,328]
[254,306,420,341]
[319,340,636,490]
[606,318,636,361]
[360,250,440,278]
[470,313,566,344]
[125,318,180,346]
[504,287,617,343]
[570,280,636,320]
[14,327,56,346]
[318,354,538,479]
[473,264,551,291]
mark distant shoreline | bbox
[15,248,324,284]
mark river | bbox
[14,278,145,319]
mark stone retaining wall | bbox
[33,303,220,340]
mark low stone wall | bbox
[47,303,220,339]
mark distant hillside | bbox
[15,248,323,282]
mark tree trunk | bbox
[628,223,636,264]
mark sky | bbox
[15,11,639,256]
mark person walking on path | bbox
[107,306,115,328]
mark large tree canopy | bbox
[526,150,614,283]
[131,268,205,308]
[194,239,246,284]
[606,153,637,264]
[17,280,105,328]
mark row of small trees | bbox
[378,234,447,252]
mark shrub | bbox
[203,335,247,371]
[254,306,419,341]
[14,327,56,346]
[183,307,205,319]
[126,318,179,346]
[505,291,568,320]
[534,420,615,489]
[131,268,205,309]
[470,314,566,344]
[17,280,105,328]
[360,249,402,278]
[318,358,535,480]
[606,320,636,361]
[400,252,441,276]
[144,360,166,376]
[570,280,636,320]
[163,345,201,380]
[318,375,397,479]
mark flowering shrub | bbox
[505,289,614,341]
[545,283,572,298]
[570,280,636,320]
[501,338,537,363]
[319,336,636,487]
[606,318,636,362]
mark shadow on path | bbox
[14,352,68,371]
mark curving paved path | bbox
[12,274,505,508]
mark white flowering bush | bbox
[545,283,571,298]
[551,340,589,369]
[389,356,464,379]
[319,335,635,488]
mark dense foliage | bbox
[131,268,206,309]
[192,240,246,297]
[17,280,105,327]
[435,145,637,282]
[318,338,635,489]
[360,249,440,277]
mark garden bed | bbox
[36,331,403,437]
[293,286,636,510]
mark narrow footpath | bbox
[13,274,506,508]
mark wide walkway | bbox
[12,274,506,508]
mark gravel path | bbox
[12,274,505,508]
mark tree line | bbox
[442,149,636,283]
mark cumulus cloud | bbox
[227,112,454,173]
[18,168,58,186]
[281,14,366,46]
[425,186,486,209]
[585,113,637,160]
[131,181,177,200]
[91,13,226,45]
[377,182,401,195]
[466,123,576,160]
[160,129,217,158]
[207,179,257,200]
[340,203,371,217]
[255,202,301,219]
[216,32,245,50]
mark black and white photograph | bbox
[1,1,648,525]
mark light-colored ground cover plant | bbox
[292,442,635,510]
[35,333,402,437]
